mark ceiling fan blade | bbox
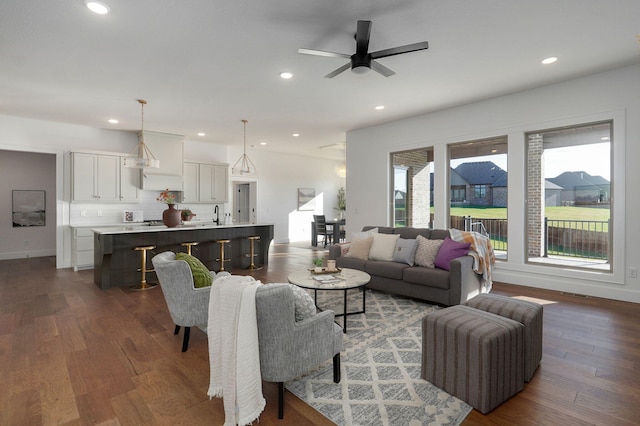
[355,20,371,55]
[324,62,351,78]
[371,60,396,77]
[370,41,429,59]
[298,48,351,59]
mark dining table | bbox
[311,218,345,246]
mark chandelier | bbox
[231,119,257,177]
[124,99,160,169]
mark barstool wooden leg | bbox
[131,245,158,290]
[245,236,262,270]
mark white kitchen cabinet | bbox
[182,162,199,202]
[199,163,228,203]
[181,162,229,203]
[119,157,140,202]
[71,153,120,202]
[72,227,95,271]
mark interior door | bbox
[236,183,250,223]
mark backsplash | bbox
[69,190,224,226]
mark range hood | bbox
[138,131,184,190]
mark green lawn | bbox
[448,206,609,221]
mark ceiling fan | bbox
[298,20,429,78]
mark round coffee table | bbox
[287,268,371,333]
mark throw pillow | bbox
[434,237,471,271]
[350,227,378,242]
[175,252,213,288]
[393,238,419,265]
[414,235,444,268]
[344,236,373,260]
[369,233,400,261]
[287,284,316,321]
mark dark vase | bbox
[162,204,181,227]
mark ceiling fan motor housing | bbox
[351,54,372,74]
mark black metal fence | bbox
[448,216,609,261]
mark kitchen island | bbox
[93,222,274,289]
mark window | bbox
[525,121,612,271]
[391,148,434,228]
[473,185,487,199]
[449,136,508,258]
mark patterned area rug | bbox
[286,289,472,426]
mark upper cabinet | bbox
[139,131,184,191]
[71,152,139,202]
[72,153,120,202]
[183,162,229,203]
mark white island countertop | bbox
[91,222,273,235]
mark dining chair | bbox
[313,215,333,247]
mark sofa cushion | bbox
[175,252,213,288]
[395,227,432,240]
[369,233,400,261]
[345,236,373,260]
[403,266,451,290]
[336,255,366,271]
[430,229,450,240]
[414,235,443,268]
[434,237,471,271]
[393,238,419,265]
[365,260,409,280]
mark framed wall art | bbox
[297,188,316,211]
[12,190,46,227]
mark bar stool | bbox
[180,241,199,255]
[131,245,157,290]
[245,236,262,270]
[215,239,231,272]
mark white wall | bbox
[0,115,344,265]
[346,63,640,303]
[0,150,56,258]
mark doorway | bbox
[232,181,257,224]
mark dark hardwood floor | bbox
[0,244,638,425]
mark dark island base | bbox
[94,225,274,289]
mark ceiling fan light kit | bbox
[298,20,429,78]
[124,99,160,169]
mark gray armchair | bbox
[255,284,343,419]
[152,251,228,352]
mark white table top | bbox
[287,268,371,291]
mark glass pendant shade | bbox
[124,99,160,169]
[231,119,257,177]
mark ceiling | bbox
[1,0,638,160]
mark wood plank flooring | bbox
[0,245,638,425]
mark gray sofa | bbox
[328,226,482,306]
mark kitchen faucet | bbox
[213,205,220,225]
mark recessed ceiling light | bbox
[85,1,110,15]
[292,133,300,137]
[107,118,118,124]
[280,72,293,79]
[541,57,558,65]
[197,132,206,137]
[375,105,385,110]
[260,141,267,146]
[601,136,610,141]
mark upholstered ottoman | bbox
[464,293,543,382]
[421,305,524,414]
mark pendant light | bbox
[231,119,257,177]
[124,99,160,169]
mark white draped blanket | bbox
[208,275,265,426]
